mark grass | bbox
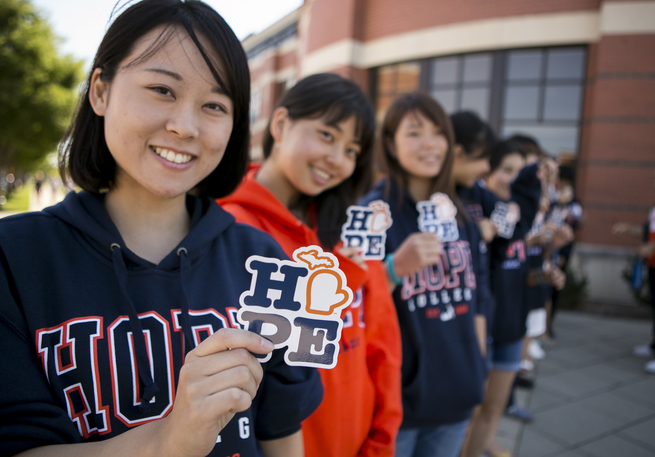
[0,185,30,212]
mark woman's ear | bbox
[89,68,109,116]
[269,107,289,145]
[452,144,465,159]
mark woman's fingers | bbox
[183,347,265,394]
[191,327,273,358]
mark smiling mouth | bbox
[310,165,332,183]
[152,146,193,164]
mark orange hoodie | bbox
[218,167,402,457]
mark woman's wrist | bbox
[385,253,403,285]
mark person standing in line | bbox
[360,93,488,457]
[613,204,655,374]
[460,140,542,457]
[0,1,323,455]
[219,72,403,457]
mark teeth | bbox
[312,167,330,180]
[153,147,192,164]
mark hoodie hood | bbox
[46,191,235,270]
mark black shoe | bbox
[515,373,535,389]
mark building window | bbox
[374,62,421,121]
[501,47,586,158]
[374,46,587,158]
[250,88,263,126]
[428,52,494,121]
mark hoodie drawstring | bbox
[111,243,160,412]
[177,247,194,355]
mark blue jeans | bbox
[395,419,470,457]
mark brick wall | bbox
[577,34,655,248]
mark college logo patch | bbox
[416,192,459,242]
[340,200,393,260]
[237,246,353,369]
[490,201,520,239]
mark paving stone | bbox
[619,416,655,450]
[530,402,624,445]
[574,361,645,385]
[612,378,655,407]
[506,312,655,456]
[536,370,614,399]
[529,386,568,412]
[549,451,588,457]
[498,416,521,437]
[578,434,655,457]
[573,391,655,422]
[516,428,564,457]
[546,347,608,369]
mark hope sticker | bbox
[340,200,393,260]
[237,246,353,369]
[416,192,460,242]
[490,201,520,239]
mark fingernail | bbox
[261,338,274,351]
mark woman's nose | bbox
[166,103,199,139]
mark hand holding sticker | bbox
[238,246,353,369]
[490,201,520,239]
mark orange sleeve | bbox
[358,260,403,457]
[220,202,267,232]
[333,248,369,293]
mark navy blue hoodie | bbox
[0,191,322,456]
[457,164,541,344]
[360,179,486,428]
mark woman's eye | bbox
[150,86,172,97]
[346,147,360,158]
[320,130,334,141]
[205,103,227,114]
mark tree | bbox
[0,0,83,174]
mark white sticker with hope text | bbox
[340,200,393,260]
[237,246,353,369]
[416,192,459,242]
[490,201,521,239]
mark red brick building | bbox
[242,0,655,305]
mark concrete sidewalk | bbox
[497,310,655,457]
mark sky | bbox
[32,0,303,68]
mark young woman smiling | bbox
[0,2,321,456]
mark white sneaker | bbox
[520,359,535,372]
[528,340,546,360]
[633,344,653,358]
[645,359,655,374]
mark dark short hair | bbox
[558,164,575,185]
[59,0,250,198]
[489,139,525,173]
[378,92,467,221]
[450,111,496,159]
[507,134,543,159]
[262,73,375,249]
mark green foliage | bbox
[0,182,29,211]
[0,0,83,173]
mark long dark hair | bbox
[379,92,467,222]
[59,0,250,198]
[262,73,375,249]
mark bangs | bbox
[122,23,232,100]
